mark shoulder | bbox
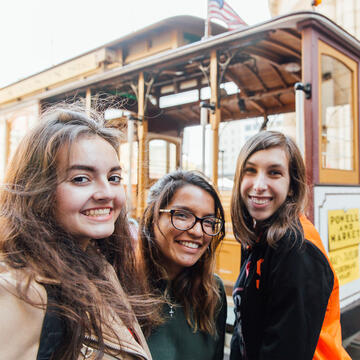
[102,260,131,304]
[0,262,47,304]
[213,274,226,299]
[0,263,47,359]
[213,273,224,289]
[275,230,331,269]
[213,274,227,315]
[302,239,334,285]
[266,232,334,290]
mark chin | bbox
[86,230,114,240]
[255,215,271,222]
[250,214,265,222]
[92,234,113,240]
[182,260,201,269]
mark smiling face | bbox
[154,184,215,279]
[240,146,291,222]
[54,135,125,249]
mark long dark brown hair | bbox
[138,170,225,335]
[231,130,307,248]
[0,104,157,359]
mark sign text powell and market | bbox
[328,209,360,285]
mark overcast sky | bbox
[1,0,270,87]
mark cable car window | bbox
[149,139,177,179]
[321,55,353,170]
[318,40,359,184]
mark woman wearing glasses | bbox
[138,170,227,360]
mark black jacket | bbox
[230,230,334,360]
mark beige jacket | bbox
[0,262,152,360]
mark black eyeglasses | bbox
[159,209,223,236]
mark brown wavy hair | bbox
[231,130,307,248]
[0,104,158,359]
[138,170,225,335]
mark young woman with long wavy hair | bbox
[138,170,227,360]
[0,105,159,360]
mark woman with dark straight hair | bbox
[138,170,227,360]
[0,105,158,360]
[230,130,350,360]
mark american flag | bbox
[208,0,247,31]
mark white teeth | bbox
[251,197,270,205]
[84,208,110,216]
[179,241,200,249]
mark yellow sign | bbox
[328,209,360,251]
[329,245,359,285]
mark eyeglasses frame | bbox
[159,208,223,236]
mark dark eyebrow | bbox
[68,165,122,172]
[68,165,95,172]
[246,161,286,169]
[245,161,256,166]
[170,205,216,217]
[268,164,286,170]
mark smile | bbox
[177,241,200,249]
[249,196,271,205]
[83,208,111,216]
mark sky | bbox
[0,0,271,87]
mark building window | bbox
[149,139,177,180]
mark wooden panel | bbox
[0,48,115,104]
[220,190,232,223]
[215,239,241,283]
[215,190,240,283]
[125,31,175,63]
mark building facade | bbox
[269,0,360,40]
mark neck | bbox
[167,267,181,281]
[80,238,91,250]
[165,264,182,281]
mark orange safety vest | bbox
[300,215,351,360]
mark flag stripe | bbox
[209,6,239,21]
[208,0,247,29]
[223,4,247,23]
[209,8,244,24]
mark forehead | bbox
[56,135,119,170]
[246,146,289,168]
[168,184,215,209]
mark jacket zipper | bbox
[83,335,147,359]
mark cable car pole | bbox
[136,72,147,219]
[294,82,311,158]
[127,116,134,214]
[210,49,220,188]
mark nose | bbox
[187,219,203,237]
[93,180,115,202]
[253,172,267,193]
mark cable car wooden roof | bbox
[2,11,360,136]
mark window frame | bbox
[318,40,359,184]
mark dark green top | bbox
[147,276,227,360]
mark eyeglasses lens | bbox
[171,210,222,236]
[172,210,194,230]
[202,218,222,236]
